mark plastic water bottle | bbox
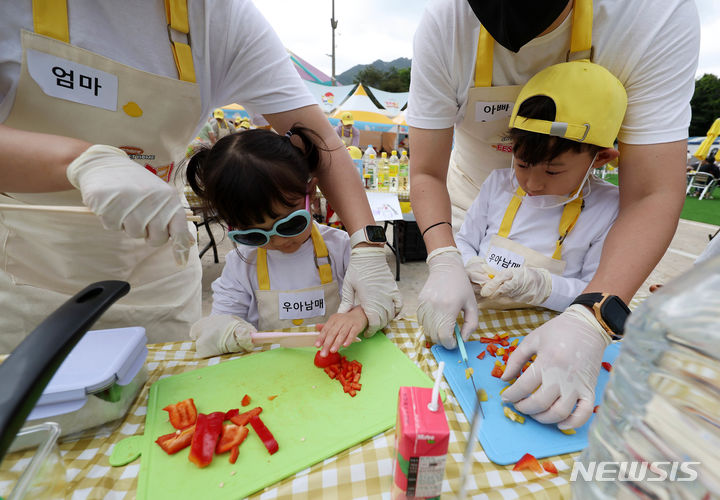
[398,150,409,193]
[573,256,720,498]
[362,144,377,178]
[378,152,390,192]
[366,154,378,191]
[388,150,400,192]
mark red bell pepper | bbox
[487,344,498,357]
[593,405,600,413]
[229,406,263,427]
[542,461,558,474]
[225,408,239,420]
[229,445,240,464]
[216,423,249,454]
[513,453,543,474]
[476,351,486,360]
[155,425,195,455]
[163,398,197,430]
[313,350,341,368]
[601,361,612,372]
[241,394,251,406]
[188,412,225,468]
[249,415,279,455]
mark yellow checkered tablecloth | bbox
[1,310,581,500]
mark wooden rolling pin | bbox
[0,203,202,222]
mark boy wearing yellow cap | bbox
[455,60,626,313]
[335,111,360,147]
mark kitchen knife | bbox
[454,324,484,419]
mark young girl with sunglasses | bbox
[186,126,367,358]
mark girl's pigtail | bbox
[186,147,211,199]
[286,125,325,174]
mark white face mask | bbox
[508,153,598,209]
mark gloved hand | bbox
[338,246,403,335]
[189,314,256,358]
[67,144,195,265]
[465,257,496,296]
[500,304,612,429]
[481,266,552,306]
[417,247,478,350]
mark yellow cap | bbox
[347,146,362,159]
[213,108,225,119]
[509,61,627,149]
[340,111,354,126]
[239,119,251,129]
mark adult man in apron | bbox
[408,0,699,429]
[0,0,402,353]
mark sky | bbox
[255,0,720,79]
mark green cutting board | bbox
[131,334,433,500]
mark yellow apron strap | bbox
[32,0,69,43]
[164,0,197,82]
[473,25,495,88]
[498,187,526,238]
[256,248,271,290]
[310,223,333,285]
[553,194,584,260]
[568,0,594,61]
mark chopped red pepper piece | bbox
[230,406,263,427]
[542,461,558,474]
[313,351,341,368]
[188,412,225,468]
[499,339,509,347]
[487,344,498,356]
[155,425,195,455]
[163,398,197,430]
[216,423,249,454]
[593,405,600,413]
[225,408,239,420]
[249,415,279,455]
[513,453,543,474]
[491,365,504,378]
[241,394,251,406]
[425,341,432,349]
[601,361,612,372]
[268,395,278,401]
[229,445,240,464]
[476,351,486,360]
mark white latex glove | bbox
[189,314,256,358]
[500,304,612,429]
[417,247,478,350]
[338,246,403,335]
[67,145,194,265]
[481,266,552,306]
[465,257,496,296]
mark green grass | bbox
[602,174,720,226]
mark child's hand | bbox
[315,306,368,356]
[465,257,496,295]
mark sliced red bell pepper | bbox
[249,415,279,455]
[229,406,263,427]
[601,361,612,372]
[513,453,543,474]
[491,365,504,378]
[188,412,225,468]
[314,350,341,368]
[216,423,249,454]
[163,398,197,430]
[225,408,239,420]
[268,395,278,401]
[241,394,251,406]
[476,351,486,360]
[424,341,432,349]
[487,344,498,357]
[155,425,195,455]
[542,461,558,474]
[499,339,509,347]
[593,405,600,413]
[229,445,240,464]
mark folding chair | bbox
[686,172,718,200]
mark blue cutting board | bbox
[432,338,619,465]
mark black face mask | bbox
[467,0,571,53]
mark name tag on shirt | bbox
[278,289,326,320]
[486,246,524,271]
[475,101,514,123]
[26,50,118,111]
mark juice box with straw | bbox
[392,364,449,499]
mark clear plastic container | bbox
[573,255,720,498]
[0,423,67,500]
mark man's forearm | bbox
[410,172,456,251]
[0,124,90,192]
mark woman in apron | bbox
[409,0,698,429]
[187,127,367,358]
[457,61,624,315]
[0,0,400,351]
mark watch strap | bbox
[571,293,628,340]
[349,229,366,248]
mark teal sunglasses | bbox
[229,194,311,247]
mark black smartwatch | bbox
[349,225,387,248]
[571,292,630,340]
